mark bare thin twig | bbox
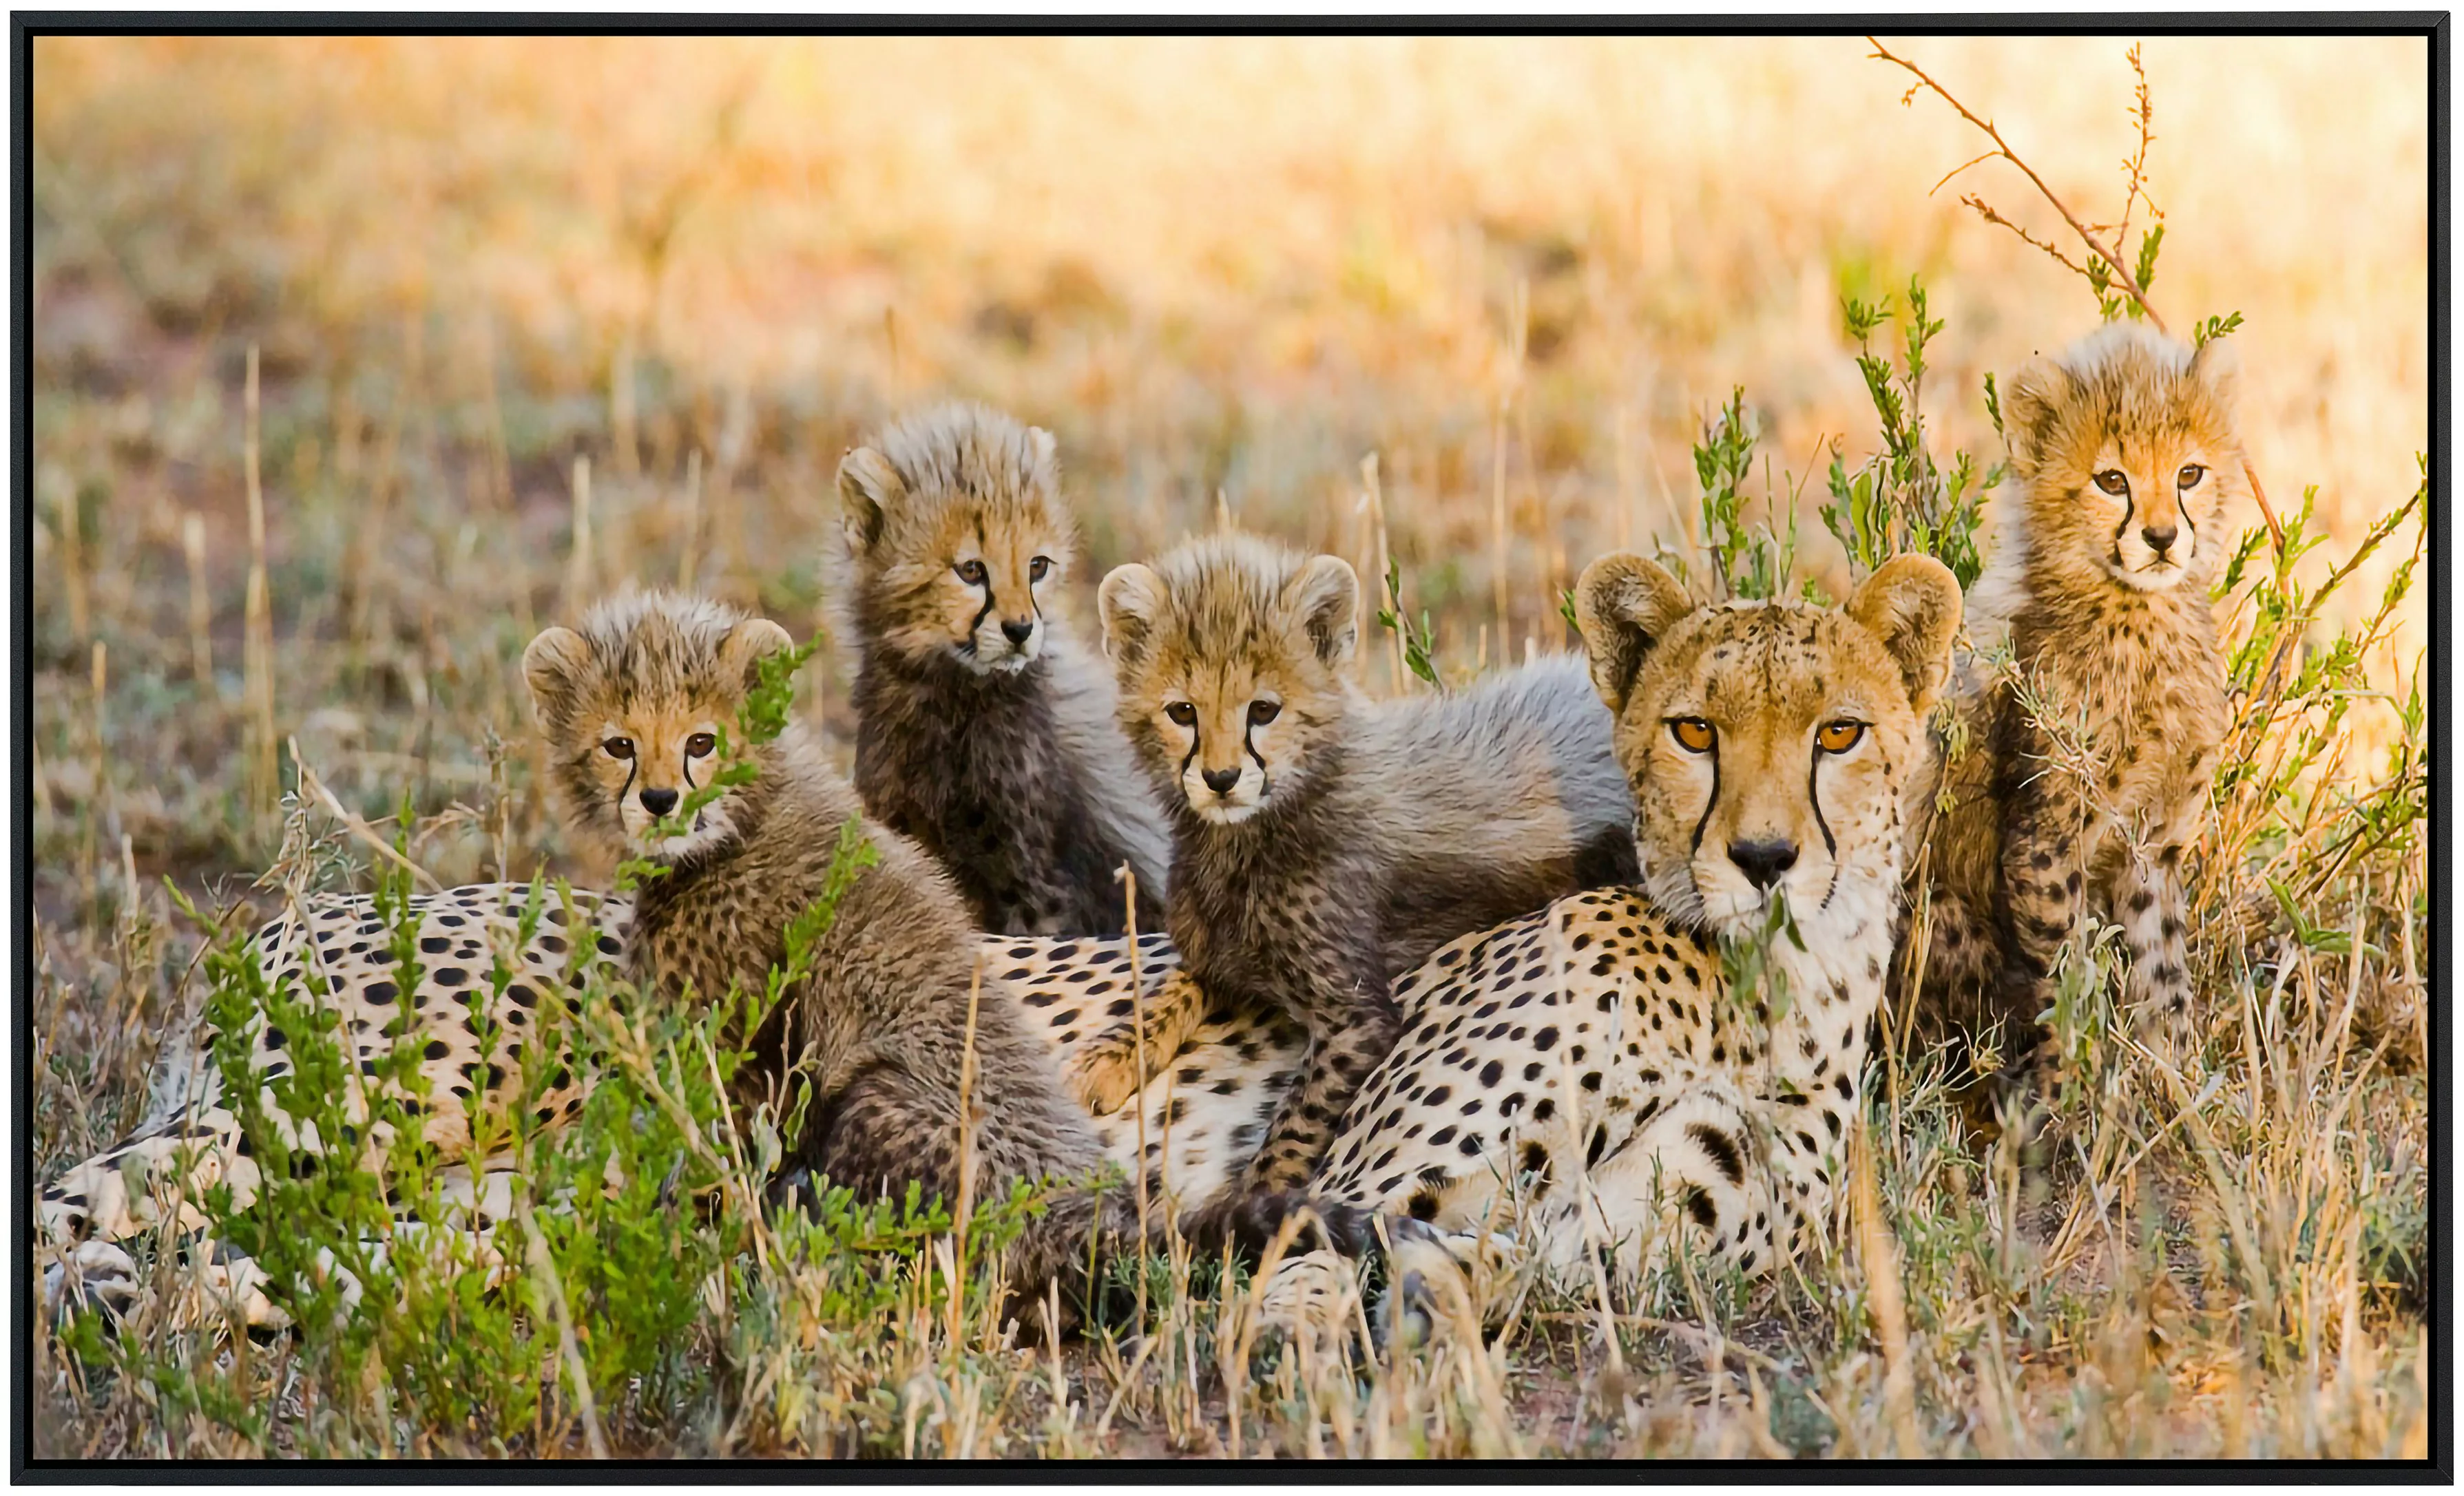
[289,738,444,894]
[1871,36,2286,549]
[1870,38,2164,331]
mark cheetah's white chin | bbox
[2109,558,2191,591]
[627,811,737,863]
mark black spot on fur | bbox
[1687,1122,1745,1184]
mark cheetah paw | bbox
[1066,1020,1162,1116]
[42,1241,143,1325]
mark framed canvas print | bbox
[16,15,2443,1475]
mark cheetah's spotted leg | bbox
[45,1221,516,1335]
[2113,838,2197,1054]
[1912,886,2001,1046]
[1543,1084,1790,1281]
[1996,777,2091,1053]
[39,1119,523,1334]
[43,1238,292,1331]
[802,1062,1147,1323]
[39,1118,254,1250]
[1067,969,1209,1115]
[1233,1002,1401,1199]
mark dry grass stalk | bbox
[85,641,114,911]
[1359,452,1408,695]
[1611,403,1636,554]
[678,448,705,592]
[472,316,515,512]
[117,832,140,930]
[1852,1114,1923,1458]
[1488,277,1529,647]
[565,454,597,610]
[180,511,213,689]
[612,331,642,481]
[53,472,89,645]
[1118,862,1152,1332]
[514,1190,611,1460]
[949,954,983,1349]
[241,344,279,817]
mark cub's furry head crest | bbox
[2001,322,2244,593]
[836,401,1072,674]
[1098,533,1360,825]
[1575,553,1960,938]
[523,589,796,863]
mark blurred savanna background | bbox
[30,33,2432,1460]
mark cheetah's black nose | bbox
[1201,766,1242,796]
[2142,523,2178,556]
[639,786,680,817]
[1728,837,1798,891]
[1001,617,1036,646]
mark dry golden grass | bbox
[28,34,2429,1461]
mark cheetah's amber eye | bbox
[685,732,717,760]
[2092,470,2131,498]
[2177,463,2206,489]
[602,737,635,761]
[1669,718,1715,753]
[1248,699,1281,726]
[1164,702,1198,728]
[1815,721,1866,755]
[955,559,989,587]
[1029,556,1052,582]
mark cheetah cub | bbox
[523,589,1148,1313]
[1909,323,2240,1063]
[1089,533,1638,1214]
[835,401,1170,936]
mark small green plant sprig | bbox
[1821,280,1998,591]
[1653,388,1813,604]
[1378,558,1445,690]
[2205,463,2425,934]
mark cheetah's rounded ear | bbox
[1574,551,1693,715]
[2186,333,2241,411]
[521,626,592,721]
[1098,562,1167,668]
[719,618,797,695]
[1848,554,1963,717]
[1027,424,1059,481]
[1998,357,2071,473]
[1283,554,1359,668]
[837,446,904,554]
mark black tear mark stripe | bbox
[1689,742,1721,857]
[964,519,999,647]
[1243,721,1267,777]
[1804,747,1837,858]
[616,759,638,816]
[1808,744,1844,912]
